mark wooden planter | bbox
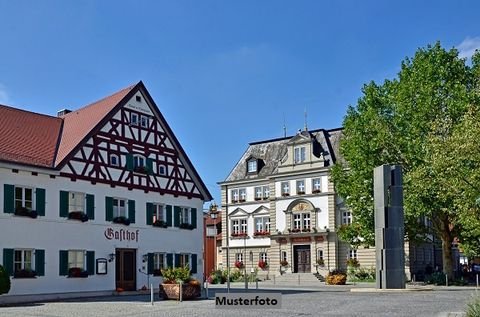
[159,283,201,300]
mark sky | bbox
[1,0,480,208]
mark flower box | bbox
[289,228,301,233]
[312,189,322,194]
[113,216,131,226]
[254,231,270,237]
[68,211,89,222]
[153,220,168,228]
[231,232,248,238]
[14,207,38,218]
[235,261,244,269]
[68,267,89,278]
[258,260,268,270]
[282,193,290,197]
[302,228,311,232]
[159,282,201,300]
[179,223,194,230]
[297,191,305,195]
[134,166,150,174]
[14,269,36,278]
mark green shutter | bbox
[126,154,134,171]
[146,203,153,225]
[105,197,113,221]
[147,253,154,275]
[86,194,95,220]
[166,205,172,227]
[146,158,153,174]
[86,251,95,275]
[174,254,181,268]
[3,184,14,214]
[191,254,197,274]
[35,249,45,276]
[166,253,173,268]
[36,188,46,216]
[59,191,69,217]
[191,208,197,229]
[128,200,135,224]
[59,250,68,276]
[3,249,13,276]
[174,206,180,227]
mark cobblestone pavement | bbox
[0,284,477,317]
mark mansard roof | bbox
[223,127,343,182]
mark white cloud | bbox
[457,36,480,59]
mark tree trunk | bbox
[440,230,454,281]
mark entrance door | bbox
[116,249,136,291]
[294,245,311,273]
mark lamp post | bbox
[209,203,218,274]
[325,227,330,271]
[244,227,248,290]
[225,185,230,293]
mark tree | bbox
[331,42,480,279]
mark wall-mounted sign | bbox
[96,258,108,275]
[291,237,311,243]
[104,227,139,242]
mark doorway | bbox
[294,245,311,273]
[115,249,136,291]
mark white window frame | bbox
[110,154,120,167]
[239,188,246,202]
[14,249,33,272]
[317,249,324,261]
[281,181,290,196]
[312,178,322,192]
[302,213,310,229]
[349,249,358,260]
[179,253,190,268]
[133,154,146,168]
[140,115,149,128]
[259,252,268,262]
[281,251,287,263]
[293,214,301,230]
[113,198,127,218]
[153,203,165,223]
[68,250,85,269]
[153,253,166,271]
[296,180,305,194]
[158,165,167,175]
[231,189,239,202]
[247,160,257,173]
[68,192,85,213]
[254,187,263,200]
[180,207,190,224]
[235,253,243,263]
[263,186,270,199]
[130,113,139,126]
[232,219,240,235]
[14,186,34,210]
[240,219,248,233]
[254,216,270,233]
[294,146,306,163]
[342,211,352,225]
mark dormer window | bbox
[247,160,258,173]
[294,146,306,164]
[130,113,139,126]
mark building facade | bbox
[203,203,222,279]
[219,127,440,280]
[0,82,212,297]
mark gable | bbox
[252,205,269,215]
[229,208,248,217]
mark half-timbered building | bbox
[0,81,212,299]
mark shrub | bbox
[326,269,347,285]
[346,258,360,268]
[161,266,191,284]
[0,265,10,295]
[426,272,446,285]
[348,267,376,282]
[466,295,480,317]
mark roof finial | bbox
[283,113,287,137]
[304,107,308,131]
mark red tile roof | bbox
[55,84,136,166]
[0,105,62,167]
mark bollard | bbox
[445,274,448,287]
[206,281,209,299]
[150,283,154,306]
[256,279,258,290]
[413,274,415,283]
[298,274,300,285]
[476,274,479,289]
[273,275,276,285]
[179,283,183,302]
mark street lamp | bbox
[324,226,330,271]
[208,203,219,274]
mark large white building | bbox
[0,82,212,298]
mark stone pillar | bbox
[374,165,405,289]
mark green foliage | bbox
[208,270,226,284]
[161,266,192,284]
[0,265,11,295]
[348,266,376,282]
[426,272,446,285]
[466,295,480,317]
[331,42,480,277]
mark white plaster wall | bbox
[0,166,204,295]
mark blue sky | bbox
[1,0,479,207]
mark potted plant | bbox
[113,216,131,226]
[258,260,268,270]
[159,266,201,300]
[68,211,89,222]
[14,269,37,278]
[68,267,89,278]
[179,223,194,230]
[280,260,289,267]
[234,261,244,269]
[14,207,38,218]
[317,259,325,267]
[0,265,10,295]
[346,258,360,268]
[153,220,168,228]
[326,269,347,285]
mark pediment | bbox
[252,205,269,215]
[286,199,315,212]
[229,208,248,217]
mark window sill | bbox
[112,217,131,226]
[230,235,250,239]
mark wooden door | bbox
[116,249,136,291]
[295,247,311,273]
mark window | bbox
[317,249,324,261]
[113,198,127,218]
[136,95,142,102]
[140,115,149,128]
[294,146,306,163]
[293,214,301,230]
[239,188,246,202]
[68,250,85,269]
[247,160,257,173]
[14,249,33,272]
[281,251,287,263]
[158,165,167,175]
[312,178,322,193]
[342,211,352,225]
[130,113,139,125]
[235,253,243,263]
[232,219,240,235]
[296,180,305,195]
[240,219,247,233]
[349,249,358,260]
[254,217,270,235]
[302,213,310,230]
[231,189,239,203]
[68,192,85,213]
[255,186,269,200]
[263,186,270,199]
[179,254,190,268]
[231,218,248,236]
[15,186,33,210]
[259,252,268,262]
[153,253,166,273]
[133,154,145,168]
[152,204,165,223]
[110,154,119,167]
[281,181,290,196]
[180,207,190,224]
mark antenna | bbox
[304,107,308,131]
[283,113,287,137]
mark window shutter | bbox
[35,249,45,276]
[191,254,197,274]
[147,253,154,275]
[2,249,13,276]
[35,188,46,216]
[86,251,95,275]
[174,254,181,268]
[166,253,173,268]
[173,206,181,227]
[146,203,153,225]
[126,154,134,171]
[166,205,172,227]
[105,197,113,221]
[146,158,153,174]
[59,191,69,217]
[191,208,197,229]
[3,184,14,214]
[86,194,95,220]
[128,200,136,223]
[59,250,68,276]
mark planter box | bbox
[159,283,201,300]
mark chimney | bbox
[57,109,72,117]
